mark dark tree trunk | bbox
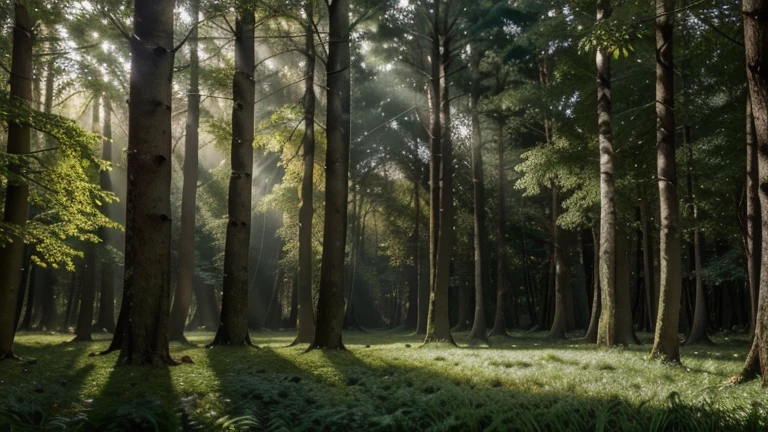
[95,103,115,333]
[746,96,761,336]
[288,273,298,328]
[490,122,509,338]
[416,172,429,334]
[114,0,176,365]
[40,269,58,331]
[311,0,350,350]
[263,265,285,330]
[0,2,33,362]
[736,0,768,385]
[13,247,32,333]
[640,199,657,332]
[292,5,317,345]
[425,3,455,345]
[468,53,489,344]
[168,0,200,343]
[211,9,256,347]
[651,0,682,363]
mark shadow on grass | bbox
[0,337,95,429]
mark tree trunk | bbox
[640,198,657,332]
[490,122,509,337]
[19,253,36,331]
[595,0,634,347]
[737,0,768,386]
[73,96,102,342]
[416,171,429,334]
[13,246,32,333]
[746,95,761,336]
[95,103,115,333]
[115,0,176,365]
[211,9,256,347]
[468,53,489,344]
[548,220,570,340]
[0,2,33,362]
[168,0,200,343]
[311,0,350,350]
[292,6,317,345]
[425,4,455,345]
[650,0,682,363]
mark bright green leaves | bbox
[579,19,638,59]
[0,91,120,270]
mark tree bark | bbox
[746,95,761,336]
[490,122,510,337]
[585,227,601,342]
[416,169,430,334]
[311,0,350,350]
[168,0,200,343]
[95,102,116,333]
[0,2,33,362]
[211,8,256,347]
[292,5,317,345]
[468,53,489,344]
[115,0,175,365]
[425,2,455,344]
[640,198,657,332]
[404,175,420,331]
[651,0,682,363]
[737,0,768,386]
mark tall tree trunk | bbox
[73,96,102,342]
[211,8,256,347]
[311,0,350,350]
[13,247,32,333]
[548,219,569,340]
[468,53,489,344]
[292,6,317,345]
[736,0,768,386]
[0,2,33,362]
[746,95,761,336]
[490,122,509,337]
[168,0,200,343]
[595,0,634,347]
[115,0,175,365]
[651,0,682,363]
[425,3,455,344]
[60,269,75,332]
[95,103,115,333]
[427,1,442,340]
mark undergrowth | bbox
[0,330,765,431]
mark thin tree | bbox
[0,2,33,362]
[210,6,256,347]
[115,0,176,365]
[169,0,201,344]
[746,96,761,336]
[95,101,115,333]
[489,121,510,338]
[468,51,489,345]
[310,0,351,350]
[292,0,318,346]
[650,0,682,363]
[595,0,634,347]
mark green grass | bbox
[1,330,766,431]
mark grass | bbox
[0,330,766,431]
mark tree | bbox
[311,0,351,350]
[650,0,682,363]
[0,1,32,361]
[210,6,256,347]
[292,0,318,346]
[468,50,489,345]
[115,0,176,365]
[168,0,201,344]
[594,0,634,347]
[95,101,116,333]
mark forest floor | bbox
[0,330,766,431]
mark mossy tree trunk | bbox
[651,0,682,363]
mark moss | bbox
[0,331,764,431]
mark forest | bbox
[2,0,768,430]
